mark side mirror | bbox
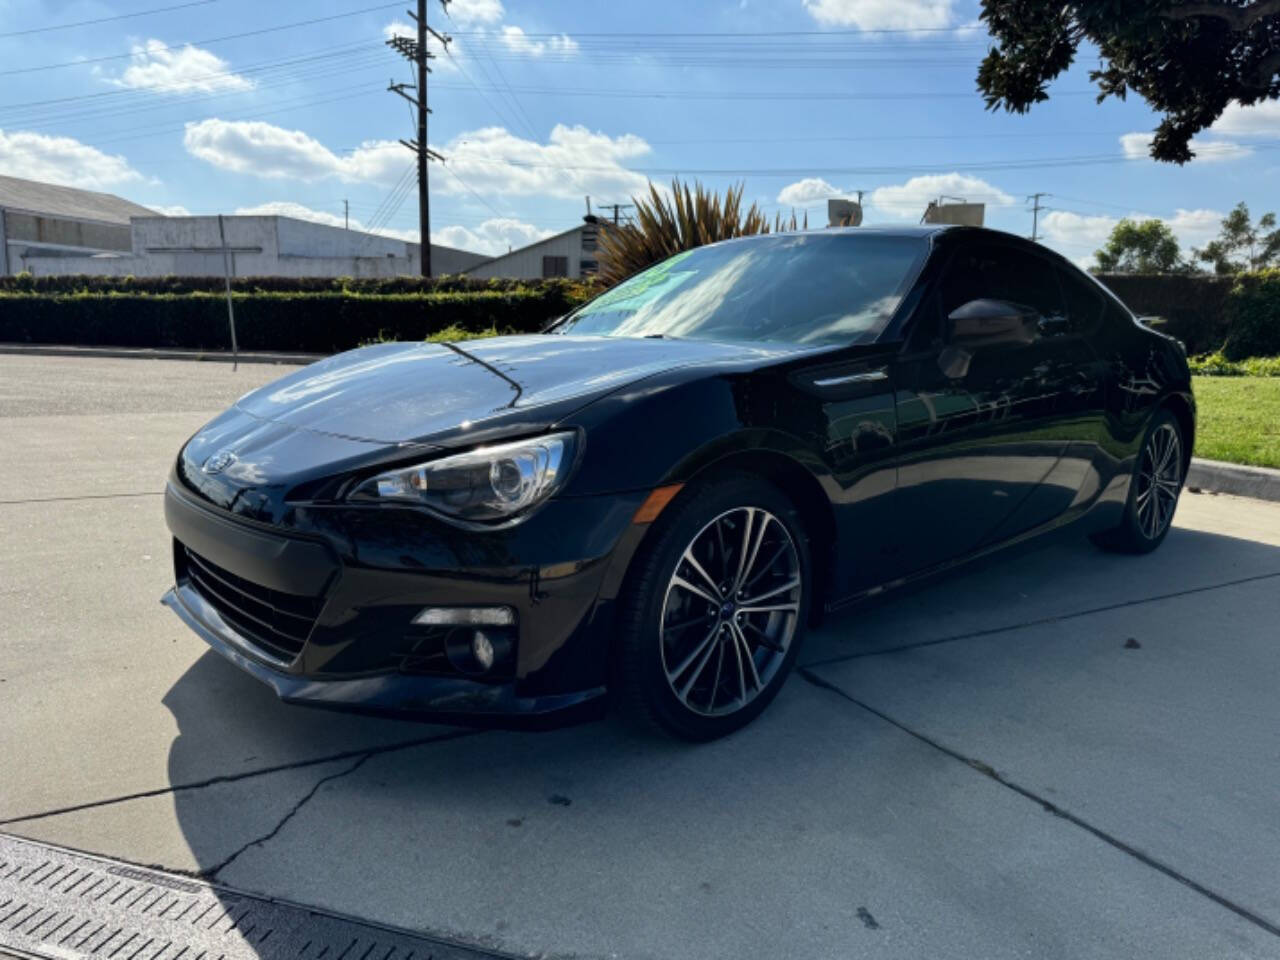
[947,299,1037,347]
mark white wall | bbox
[18,215,489,278]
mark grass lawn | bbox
[1192,376,1280,469]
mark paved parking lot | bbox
[2,354,1279,959]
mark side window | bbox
[541,255,569,278]
[1056,265,1104,335]
[938,243,1065,324]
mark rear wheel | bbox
[1093,409,1184,554]
[614,476,810,741]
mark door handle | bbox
[812,369,888,387]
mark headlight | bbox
[348,432,576,523]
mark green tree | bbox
[977,1,1280,163]
[1194,202,1280,274]
[1094,218,1184,273]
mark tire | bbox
[613,474,811,741]
[1092,408,1185,554]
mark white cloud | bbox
[438,124,651,199]
[869,173,1014,219]
[149,204,191,216]
[0,128,143,190]
[185,119,652,201]
[776,177,849,206]
[184,119,405,184]
[1038,208,1225,263]
[1210,100,1280,137]
[1039,211,1119,252]
[433,217,553,255]
[499,25,579,56]
[449,0,504,25]
[802,0,954,30]
[1162,208,1224,250]
[108,39,253,94]
[1120,131,1253,162]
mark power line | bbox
[0,2,407,77]
[447,27,987,37]
[0,0,221,38]
[0,41,380,117]
[430,83,1097,101]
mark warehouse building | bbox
[3,175,489,278]
[0,174,156,274]
[18,214,489,279]
[464,219,603,280]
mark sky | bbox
[1,0,1278,267]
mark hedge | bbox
[0,273,597,297]
[0,281,597,353]
[1095,270,1280,359]
[2,270,1276,358]
[1094,273,1235,355]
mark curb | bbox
[0,343,322,365]
[1187,458,1280,503]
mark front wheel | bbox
[613,476,810,741]
[1093,409,1185,554]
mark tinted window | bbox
[554,233,927,346]
[938,243,1066,324]
[1057,265,1104,334]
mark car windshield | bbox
[553,233,927,346]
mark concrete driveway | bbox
[2,354,1278,959]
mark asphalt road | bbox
[2,354,1279,959]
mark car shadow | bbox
[160,519,1280,956]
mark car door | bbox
[980,260,1112,542]
[889,239,1102,576]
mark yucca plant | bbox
[597,179,806,287]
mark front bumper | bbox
[162,482,650,727]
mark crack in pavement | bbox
[797,666,1280,940]
[0,730,482,828]
[198,753,375,880]
[801,569,1280,669]
[0,491,164,506]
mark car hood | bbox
[232,335,801,445]
[177,335,809,521]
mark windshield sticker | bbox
[582,249,699,314]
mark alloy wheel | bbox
[1135,422,1182,540]
[659,507,802,717]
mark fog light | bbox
[443,625,513,675]
[472,630,495,671]
[413,606,515,627]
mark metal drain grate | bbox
[0,833,506,960]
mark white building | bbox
[18,214,489,279]
[465,220,603,280]
[2,175,489,278]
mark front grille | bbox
[180,544,323,663]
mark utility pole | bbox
[387,0,449,277]
[343,199,349,230]
[601,203,635,225]
[1027,193,1049,242]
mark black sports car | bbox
[163,225,1193,740]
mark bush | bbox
[1221,269,1280,360]
[0,281,597,353]
[1187,352,1280,376]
